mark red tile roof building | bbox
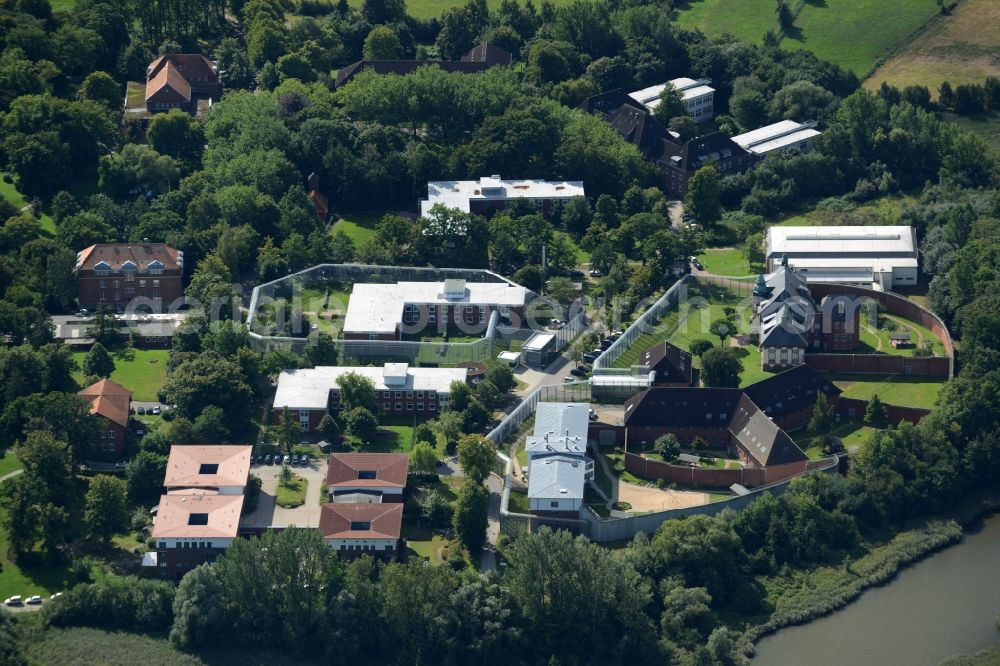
[75,243,184,313]
[326,453,409,502]
[145,54,221,113]
[319,503,403,560]
[78,379,131,456]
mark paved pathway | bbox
[0,468,23,484]
[479,474,503,573]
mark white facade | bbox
[732,120,821,157]
[765,226,919,290]
[155,537,234,549]
[629,77,715,121]
[529,495,583,513]
[420,175,585,218]
[329,485,403,499]
[273,364,469,410]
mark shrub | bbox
[43,576,175,633]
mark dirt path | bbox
[617,482,710,513]
[863,324,883,352]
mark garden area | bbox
[71,349,169,402]
[793,418,879,460]
[696,248,761,277]
[275,470,307,508]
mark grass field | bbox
[0,449,23,478]
[829,372,946,409]
[946,111,1000,158]
[794,418,878,459]
[72,349,169,402]
[0,505,77,600]
[276,473,307,508]
[0,176,55,233]
[697,248,760,277]
[866,0,1000,95]
[403,525,454,564]
[777,192,919,227]
[676,0,939,76]
[346,0,574,20]
[332,212,383,246]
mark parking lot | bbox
[240,457,328,529]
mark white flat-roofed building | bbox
[522,331,556,368]
[420,175,585,218]
[343,279,527,340]
[732,120,821,158]
[273,363,469,428]
[527,455,587,515]
[629,77,715,121]
[765,226,918,290]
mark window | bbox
[369,334,377,341]
[465,316,473,324]
[113,280,120,288]
[153,290,159,299]
[108,430,115,439]
[394,391,402,398]
[417,404,424,411]
[99,280,106,288]
[406,391,413,398]
[406,403,413,410]
[428,315,436,323]
[465,306,473,313]
[125,272,135,281]
[395,403,402,410]
[429,391,437,398]
[125,287,135,296]
[416,391,424,399]
[479,306,486,313]
[550,501,559,508]
[153,279,160,288]
[428,403,436,411]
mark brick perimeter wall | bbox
[804,354,950,377]
[837,397,932,425]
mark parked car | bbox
[50,592,62,600]
[136,406,145,415]
[26,595,42,605]
[588,269,602,277]
[5,596,22,606]
[570,367,587,378]
[600,339,613,350]
[151,406,161,415]
[562,376,576,383]
[569,269,585,279]
[589,409,598,421]
[114,460,129,469]
[300,455,310,466]
[265,454,273,465]
[291,454,299,466]
[283,455,291,465]
[582,351,599,362]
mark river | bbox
[753,514,1000,666]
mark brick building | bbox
[319,503,403,560]
[623,366,840,471]
[145,54,221,114]
[271,363,469,430]
[342,279,527,340]
[78,379,132,457]
[75,243,184,313]
[325,453,409,503]
[638,341,693,386]
[148,445,252,578]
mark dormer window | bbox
[147,260,164,275]
[94,261,112,276]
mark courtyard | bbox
[240,458,329,530]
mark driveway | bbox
[241,458,328,529]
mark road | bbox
[479,474,503,573]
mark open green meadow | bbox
[72,349,170,402]
[697,248,759,277]
[331,212,381,246]
[676,0,939,76]
[829,372,946,410]
[0,177,55,234]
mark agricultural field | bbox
[71,349,169,402]
[865,0,1000,96]
[675,0,939,76]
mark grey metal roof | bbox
[533,402,590,440]
[527,455,586,499]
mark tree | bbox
[336,372,380,415]
[457,434,495,484]
[126,451,167,503]
[276,406,302,454]
[864,394,888,428]
[170,564,225,650]
[742,231,765,268]
[810,391,835,434]
[701,347,742,388]
[453,479,488,553]
[668,116,698,142]
[654,83,687,125]
[361,0,405,24]
[82,342,115,379]
[730,89,768,130]
[777,1,794,30]
[85,306,121,348]
[410,441,438,475]
[419,489,451,527]
[690,339,714,357]
[79,72,121,112]
[160,352,254,423]
[147,109,203,164]
[685,165,721,225]
[363,26,402,60]
[545,276,576,304]
[193,405,230,443]
[304,332,338,367]
[709,318,735,342]
[318,414,340,442]
[435,411,464,454]
[436,7,479,60]
[342,406,379,444]
[85,474,128,545]
[653,434,681,461]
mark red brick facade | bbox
[96,417,127,457]
[75,244,184,312]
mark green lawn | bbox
[331,212,382,246]
[829,373,946,410]
[507,489,530,513]
[356,414,439,453]
[0,449,23,478]
[276,473,307,508]
[697,248,761,277]
[794,418,878,459]
[0,505,77,600]
[676,0,939,76]
[404,526,455,565]
[72,349,169,402]
[0,176,55,233]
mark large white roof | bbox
[629,77,715,111]
[525,402,590,458]
[767,226,917,257]
[273,364,468,410]
[732,120,821,155]
[343,281,527,335]
[527,455,586,500]
[421,176,585,217]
